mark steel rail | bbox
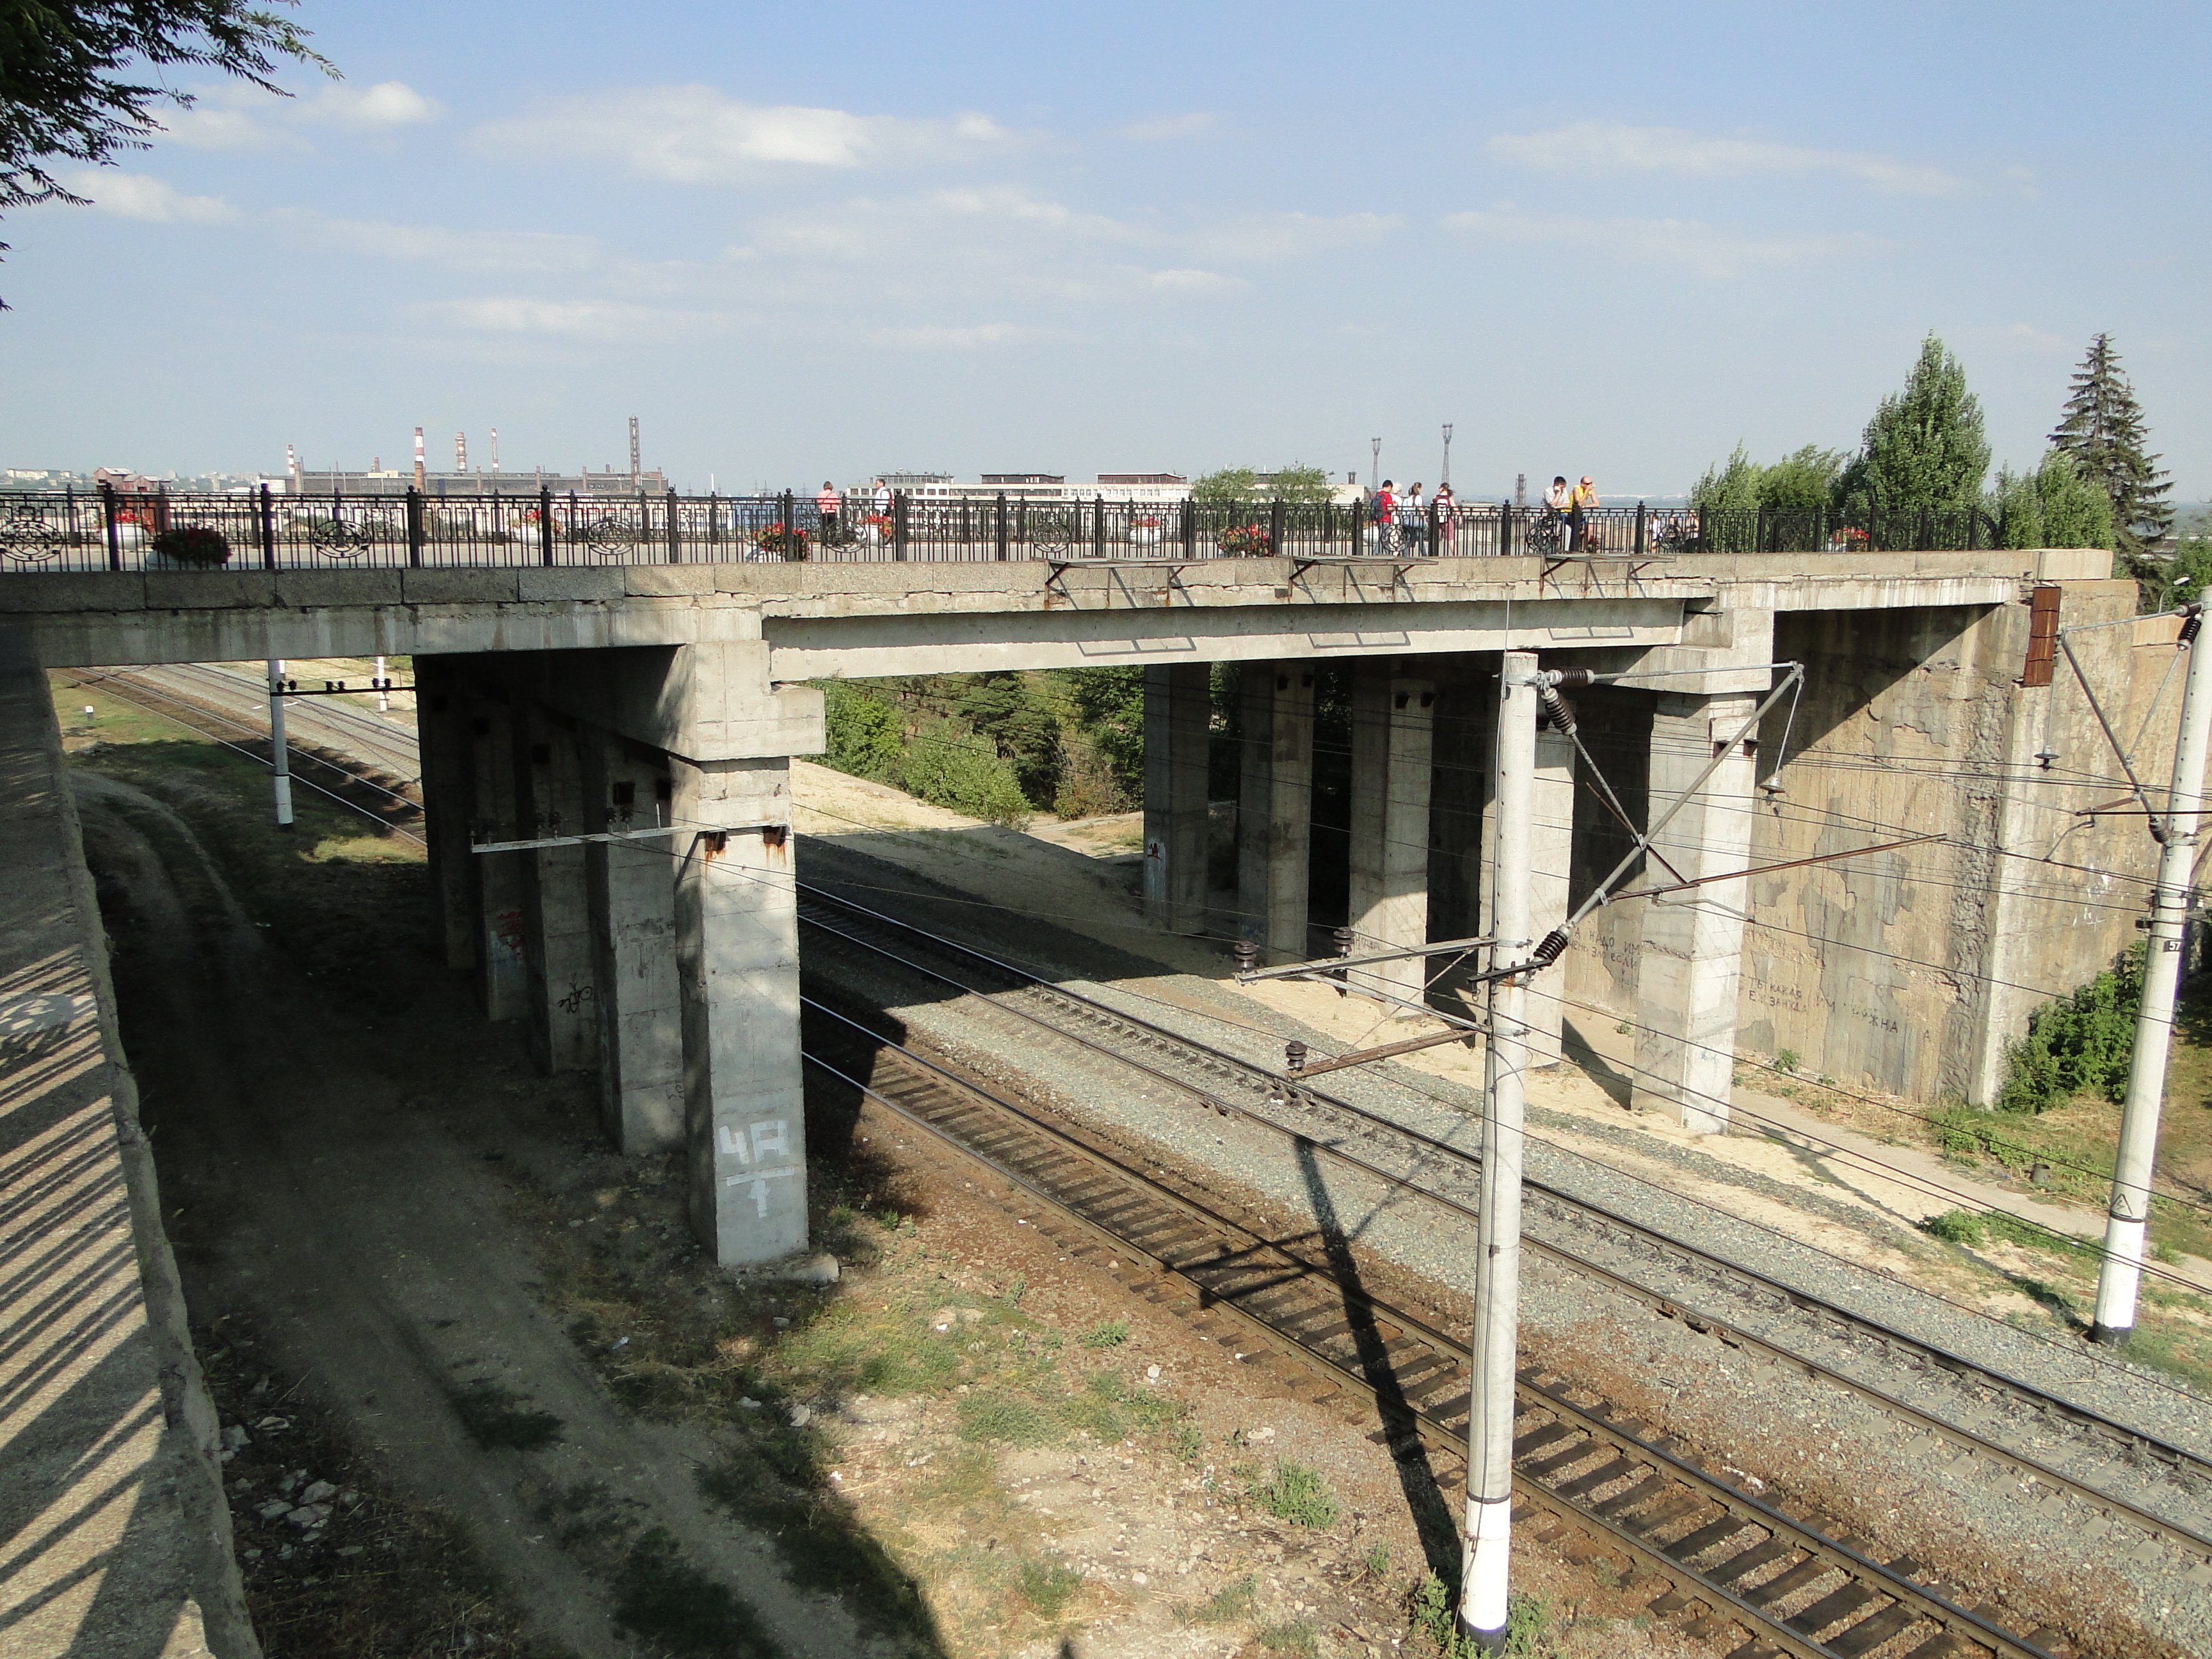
[799,1003,2056,1659]
[793,879,2212,1567]
[150,662,422,780]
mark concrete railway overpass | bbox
[0,541,2176,1652]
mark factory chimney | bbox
[456,431,468,472]
[490,427,500,473]
[629,415,641,484]
[413,428,426,492]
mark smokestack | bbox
[490,427,500,473]
[413,428,426,492]
[285,443,300,484]
[629,415,641,483]
[456,431,468,472]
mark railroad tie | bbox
[1737,1555,1838,1610]
[1552,1455,1641,1501]
[1820,1603,1924,1659]
[1784,1581,1879,1637]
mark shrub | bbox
[1923,1208,1986,1246]
[150,524,232,566]
[901,717,1034,828]
[1082,1318,1128,1349]
[1249,1459,1338,1528]
[613,1528,775,1654]
[819,680,906,782]
[1998,943,2143,1112]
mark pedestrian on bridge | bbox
[1544,476,1570,555]
[1401,483,1426,555]
[1433,483,1458,554]
[1372,479,1398,554]
[817,481,842,547]
[1568,474,1598,553]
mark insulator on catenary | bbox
[1549,668,1595,689]
[1528,929,1570,969]
[2181,606,2203,647]
[1536,688,1576,735]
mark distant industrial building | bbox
[268,422,668,498]
[876,471,1194,506]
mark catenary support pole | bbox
[376,654,390,714]
[2094,605,2212,1345]
[1463,650,1536,1650]
[266,659,293,829]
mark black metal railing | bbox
[0,485,2010,575]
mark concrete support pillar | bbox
[583,736,684,1151]
[1142,662,1210,934]
[672,756,808,1266]
[468,687,529,1022]
[1347,666,1434,1008]
[1631,693,1758,1131]
[1238,662,1315,958]
[511,705,598,1074]
[413,656,476,971]
[1526,722,1578,1066]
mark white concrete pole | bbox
[375,653,390,714]
[2094,606,2212,1345]
[1463,650,1536,1650]
[266,659,293,828]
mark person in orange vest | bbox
[816,480,842,546]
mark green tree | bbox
[1690,445,1763,514]
[1190,467,1260,509]
[2035,449,2112,550]
[2049,333,2172,565]
[1758,445,1845,509]
[1833,333,1991,518]
[819,680,904,782]
[1,1,332,291]
[1265,463,1335,506]
[1053,666,1145,796]
[956,671,1062,805]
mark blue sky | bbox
[2,0,2204,499]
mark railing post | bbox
[538,486,555,565]
[1094,494,1107,558]
[405,486,426,568]
[1500,502,1514,558]
[1270,498,1285,558]
[258,483,277,570]
[99,481,122,573]
[1635,500,1646,556]
[894,490,910,562]
[666,488,681,563]
[1181,497,1196,558]
[995,492,1009,562]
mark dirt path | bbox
[74,769,883,1658]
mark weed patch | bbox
[1082,1318,1129,1349]
[1015,1557,1082,1617]
[959,1390,1059,1446]
[1258,1619,1320,1655]
[1249,1459,1340,1529]
[1175,1573,1256,1625]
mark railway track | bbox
[136,660,422,783]
[801,993,2056,1659]
[792,878,2212,1644]
[62,666,424,841]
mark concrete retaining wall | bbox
[0,629,257,1657]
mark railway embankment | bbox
[0,630,257,1657]
[796,833,2212,1658]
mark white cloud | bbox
[273,212,694,293]
[865,323,1060,351]
[411,296,730,339]
[63,170,236,223]
[1190,211,1399,262]
[1118,113,1215,142]
[1441,203,1880,278]
[1485,122,1965,196]
[471,86,1013,181]
[1147,268,1245,294]
[157,102,285,150]
[302,81,444,130]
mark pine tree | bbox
[1833,333,1991,520]
[2049,333,2172,563]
